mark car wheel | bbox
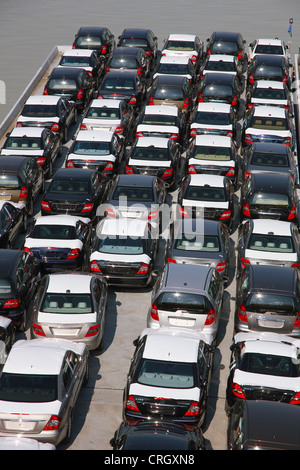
[21,212,28,233]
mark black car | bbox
[147,75,194,114]
[245,79,292,111]
[196,72,241,112]
[58,49,105,89]
[0,200,28,249]
[0,249,40,331]
[240,172,298,222]
[110,420,206,450]
[125,137,181,189]
[16,95,77,143]
[1,127,62,178]
[106,47,150,82]
[247,54,291,88]
[0,316,15,360]
[241,142,296,181]
[97,70,146,111]
[117,28,158,70]
[72,26,115,60]
[206,31,247,64]
[0,156,44,217]
[41,168,108,222]
[43,67,95,112]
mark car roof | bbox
[235,332,299,357]
[163,262,211,291]
[99,217,149,237]
[251,172,290,191]
[75,129,114,142]
[167,34,197,41]
[250,142,290,155]
[154,75,188,86]
[249,264,296,292]
[87,98,123,108]
[189,174,226,187]
[194,134,232,148]
[196,102,232,113]
[206,54,236,62]
[50,67,83,78]
[203,72,236,84]
[76,26,108,35]
[53,167,96,180]
[212,31,242,41]
[116,174,156,187]
[254,54,285,64]
[111,47,142,57]
[34,214,90,227]
[0,156,29,171]
[120,28,152,37]
[251,218,292,236]
[102,70,139,79]
[24,95,61,106]
[46,272,94,294]
[252,105,286,118]
[9,127,44,137]
[62,48,94,57]
[135,137,170,148]
[174,218,222,237]
[256,38,284,46]
[143,105,178,116]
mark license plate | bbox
[51,328,80,336]
[168,317,195,327]
[4,420,35,431]
[257,318,284,329]
[0,194,11,200]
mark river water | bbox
[0,0,299,124]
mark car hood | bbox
[129,382,200,401]
[233,368,300,392]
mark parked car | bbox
[23,214,92,273]
[147,263,224,344]
[106,47,150,81]
[90,217,159,287]
[199,54,242,82]
[237,218,300,275]
[177,174,235,229]
[117,28,158,70]
[72,26,115,60]
[0,337,89,445]
[0,437,55,450]
[0,201,28,249]
[161,34,204,71]
[186,135,239,187]
[97,70,146,111]
[31,272,108,351]
[245,80,292,110]
[66,130,125,175]
[226,332,300,408]
[147,75,194,114]
[125,136,181,189]
[234,265,300,337]
[240,172,298,223]
[43,67,95,112]
[248,38,290,61]
[154,55,197,83]
[247,54,291,88]
[123,328,214,427]
[1,127,61,178]
[16,95,77,143]
[41,168,107,223]
[0,156,44,217]
[0,249,41,331]
[196,72,241,113]
[206,31,247,64]
[58,49,105,89]
[110,420,205,450]
[166,218,230,280]
[188,102,237,139]
[241,142,296,181]
[227,399,300,450]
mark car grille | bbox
[243,386,294,403]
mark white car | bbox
[136,105,182,141]
[189,102,236,138]
[161,34,204,70]
[90,217,159,287]
[226,332,300,408]
[0,437,55,450]
[0,338,89,446]
[23,214,92,272]
[200,54,241,78]
[65,129,124,174]
[248,38,290,61]
[154,55,195,81]
[31,272,108,350]
[246,80,292,110]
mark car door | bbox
[23,159,43,201]
[60,351,82,421]
[93,277,107,327]
[207,269,223,317]
[43,129,60,162]
[2,203,21,246]
[197,341,212,407]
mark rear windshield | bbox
[155,292,212,313]
[185,185,226,202]
[157,64,190,75]
[252,88,286,100]
[119,39,148,48]
[96,235,144,255]
[245,293,297,314]
[254,45,284,55]
[41,293,93,313]
[250,152,289,167]
[75,36,102,47]
[174,234,220,252]
[141,114,177,126]
[165,40,195,51]
[112,186,154,202]
[205,60,237,72]
[102,78,135,91]
[0,279,12,294]
[211,41,239,54]
[248,234,294,253]
[240,353,299,377]
[153,87,184,100]
[110,57,139,69]
[249,116,288,130]
[60,56,91,67]
[31,224,77,240]
[203,84,233,97]
[22,104,57,118]
[251,193,289,206]
[0,175,20,188]
[194,111,231,125]
[190,145,232,161]
[131,147,170,161]
[0,373,58,402]
[4,137,42,150]
[86,107,120,119]
[254,66,283,77]
[50,179,90,194]
[48,79,78,91]
[73,140,111,155]
[136,359,196,389]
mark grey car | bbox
[234,264,300,337]
[147,263,224,344]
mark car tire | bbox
[21,213,28,233]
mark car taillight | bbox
[150,303,159,321]
[67,248,80,259]
[114,125,124,135]
[244,134,253,144]
[125,166,134,174]
[66,160,75,168]
[204,308,215,325]
[283,136,291,146]
[191,54,197,64]
[23,247,33,255]
[290,392,300,405]
[43,87,49,95]
[80,123,88,130]
[16,122,23,127]
[135,131,144,137]
[178,206,189,218]
[244,170,252,179]
[104,162,114,172]
[207,48,212,56]
[220,210,231,220]
[288,206,296,220]
[126,395,140,411]
[105,207,116,218]
[3,298,21,309]
[291,263,300,269]
[238,303,248,322]
[240,258,250,268]
[167,257,177,264]
[86,324,100,337]
[188,164,197,174]
[98,94,103,99]
[248,103,255,110]
[137,66,143,76]
[129,95,137,104]
[32,322,46,337]
[77,88,84,100]
[231,95,238,106]
[148,210,159,220]
[248,73,255,84]
[185,401,201,416]
[37,157,47,166]
[242,202,251,217]
[44,415,62,431]
[148,96,154,105]
[237,50,243,60]
[162,168,173,178]
[136,263,149,275]
[51,123,60,132]
[170,133,179,140]
[81,203,94,213]
[216,261,227,272]
[282,74,288,84]
[19,185,28,200]
[90,260,101,272]
[41,200,51,212]
[293,312,300,328]
[226,167,235,177]
[144,50,152,56]
[105,65,110,73]
[101,45,108,55]
[226,130,233,138]
[231,382,246,399]
[183,97,190,109]
[197,93,204,103]
[190,128,197,137]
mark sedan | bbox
[188,102,237,139]
[58,49,105,89]
[117,28,158,71]
[43,67,95,112]
[105,47,150,82]
[199,54,242,81]
[23,214,92,273]
[154,55,197,83]
[245,80,292,110]
[72,26,115,60]
[31,272,108,351]
[0,156,44,217]
[248,38,290,61]
[16,95,77,143]
[147,75,194,114]
[0,249,41,331]
[97,71,146,112]
[123,328,214,428]
[1,127,62,178]
[206,31,247,64]
[0,201,28,249]
[196,72,241,112]
[161,34,204,72]
[0,338,89,446]
[41,168,108,223]
[247,54,291,88]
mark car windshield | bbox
[0,279,12,294]
[174,234,220,252]
[102,78,135,91]
[112,186,154,202]
[251,192,289,206]
[96,235,144,254]
[155,291,212,313]
[249,116,288,130]
[0,174,20,188]
[254,45,284,55]
[205,60,237,72]
[245,293,297,314]
[252,88,286,100]
[141,114,177,126]
[165,40,195,51]
[48,78,78,91]
[21,104,58,117]
[248,234,294,252]
[153,87,184,100]
[211,41,239,54]
[50,179,90,194]
[73,140,111,155]
[136,359,196,388]
[60,56,91,67]
[4,137,42,150]
[41,293,93,313]
[194,111,231,125]
[185,185,226,201]
[157,64,190,75]
[76,36,102,47]
[203,84,233,97]
[190,145,232,161]
[250,152,289,167]
[31,224,77,240]
[131,147,170,161]
[254,66,284,78]
[110,57,139,69]
[0,373,58,402]
[239,353,299,377]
